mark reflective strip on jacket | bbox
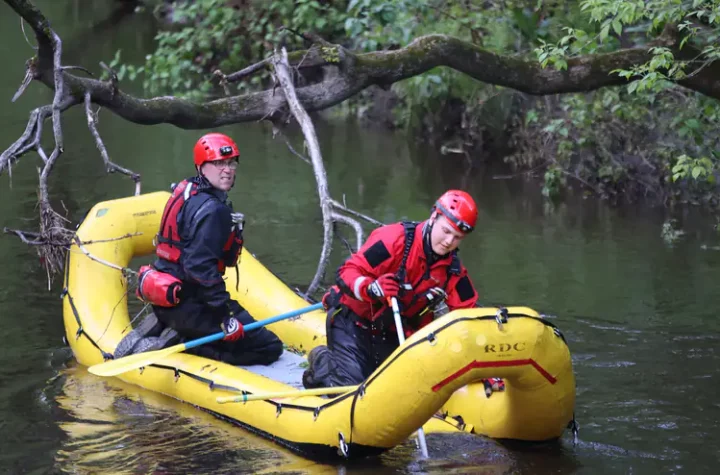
[336,221,478,331]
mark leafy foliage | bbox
[516,0,720,205]
[111,0,350,98]
[112,0,720,207]
[510,87,720,205]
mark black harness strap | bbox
[395,221,418,288]
[394,221,462,317]
[396,221,461,290]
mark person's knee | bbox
[265,337,283,362]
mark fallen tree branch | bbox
[1,0,145,281]
[0,96,75,173]
[5,0,717,284]
[272,125,311,165]
[77,232,142,246]
[84,93,141,195]
[72,235,137,274]
[221,58,271,84]
[330,198,383,227]
[331,211,363,251]
[273,47,338,295]
[6,0,717,139]
[2,227,66,246]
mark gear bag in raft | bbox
[136,265,182,307]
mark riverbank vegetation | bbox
[2,0,720,277]
[125,0,720,207]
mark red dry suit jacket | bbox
[336,221,478,333]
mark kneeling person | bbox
[303,190,480,389]
[133,133,282,365]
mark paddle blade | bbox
[88,342,187,377]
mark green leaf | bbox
[692,166,704,179]
[600,25,610,41]
[685,118,701,129]
[612,19,622,36]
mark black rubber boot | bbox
[302,346,331,389]
[113,314,164,358]
[131,327,179,354]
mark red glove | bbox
[221,315,244,342]
[364,273,400,302]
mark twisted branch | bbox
[6,0,717,286]
[84,93,141,195]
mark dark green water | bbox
[1,1,719,473]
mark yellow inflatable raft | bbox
[62,192,576,458]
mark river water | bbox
[1,1,719,474]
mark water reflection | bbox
[52,364,331,474]
[2,1,720,474]
[49,364,576,474]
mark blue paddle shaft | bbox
[183,302,324,351]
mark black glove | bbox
[425,287,449,317]
[425,287,447,303]
[322,285,341,310]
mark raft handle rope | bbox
[495,307,509,331]
[427,332,437,346]
[338,432,349,458]
[568,413,580,445]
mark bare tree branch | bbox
[4,0,717,141]
[72,235,136,273]
[331,211,363,251]
[221,58,271,84]
[330,198,384,227]
[4,0,718,284]
[62,65,93,76]
[273,47,336,295]
[3,227,55,245]
[84,93,142,195]
[272,125,311,164]
[12,59,35,102]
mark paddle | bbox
[390,296,429,458]
[88,302,324,377]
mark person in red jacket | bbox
[303,190,480,389]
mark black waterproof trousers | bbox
[303,306,399,388]
[154,298,283,366]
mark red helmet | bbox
[193,133,240,167]
[432,190,478,233]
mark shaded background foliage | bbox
[116,0,720,209]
